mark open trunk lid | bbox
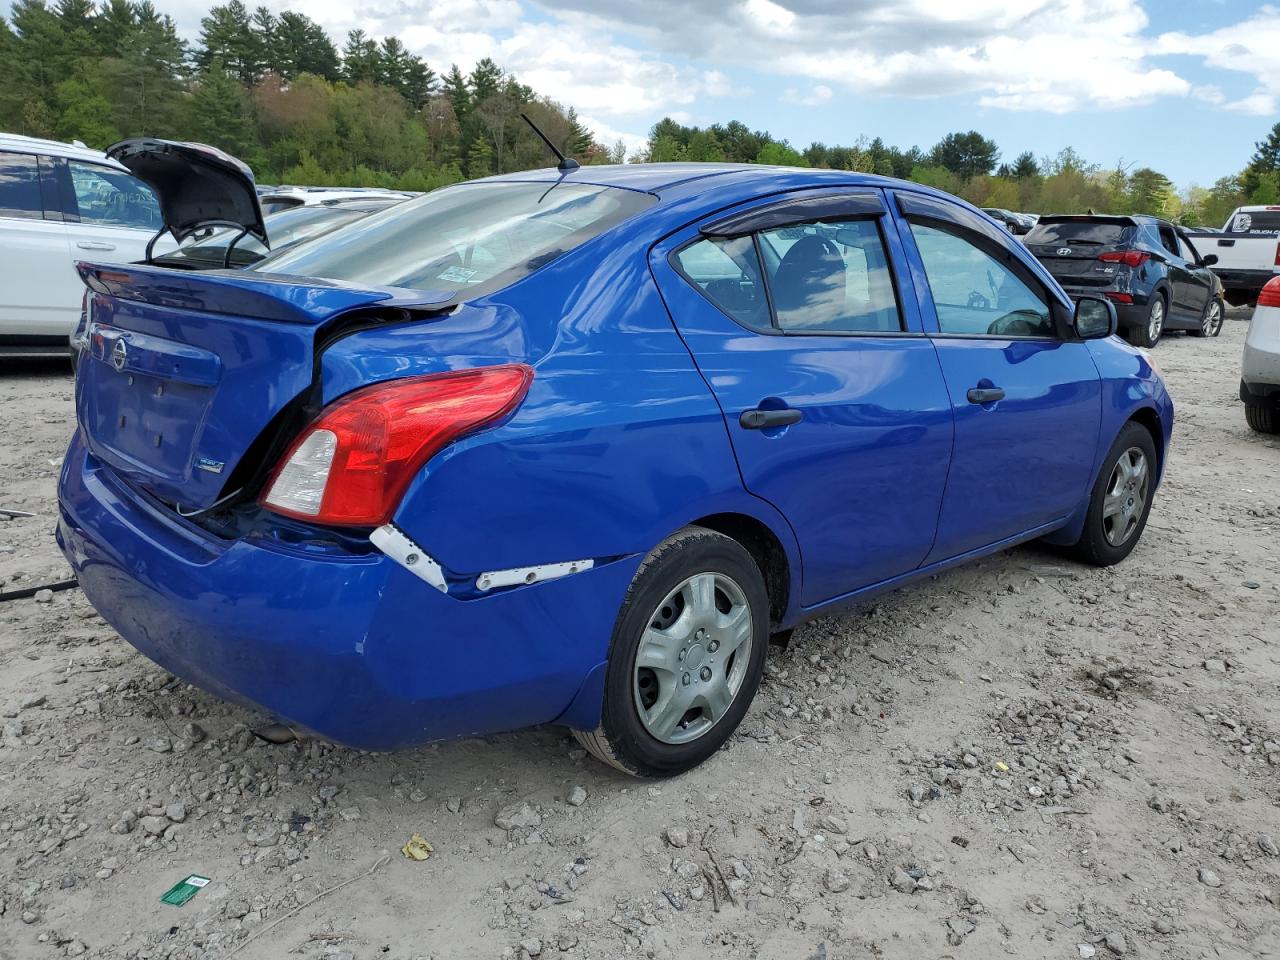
[76,262,451,511]
[107,138,268,246]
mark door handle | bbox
[966,386,1006,404]
[739,408,802,430]
[76,241,116,251]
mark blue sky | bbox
[17,0,1277,188]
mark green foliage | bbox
[1253,170,1280,205]
[755,141,808,166]
[0,1,608,189]
[929,130,999,179]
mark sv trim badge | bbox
[111,338,128,372]
[195,457,226,475]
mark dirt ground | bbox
[0,310,1277,960]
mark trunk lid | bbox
[106,138,268,246]
[76,263,451,510]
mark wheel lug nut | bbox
[682,673,691,686]
[678,649,686,661]
[708,640,719,653]
[700,666,712,682]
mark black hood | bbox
[106,138,267,246]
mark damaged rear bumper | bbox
[56,430,635,750]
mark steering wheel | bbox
[966,290,990,309]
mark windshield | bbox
[1026,220,1132,245]
[254,181,657,298]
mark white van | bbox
[0,133,171,358]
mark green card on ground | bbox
[160,874,210,907]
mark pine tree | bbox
[443,63,469,121]
[274,12,338,81]
[467,57,502,102]
[187,62,255,156]
[402,57,436,110]
[196,1,259,83]
[1244,122,1280,195]
[94,0,137,57]
[565,107,593,157]
[1012,151,1041,180]
[341,29,379,85]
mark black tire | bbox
[1126,295,1165,348]
[1245,402,1280,434]
[1067,421,1158,567]
[574,526,770,778]
[1190,297,1224,338]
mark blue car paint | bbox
[59,164,1175,752]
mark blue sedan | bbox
[59,160,1173,778]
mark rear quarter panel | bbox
[319,220,801,586]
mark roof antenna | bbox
[521,113,579,172]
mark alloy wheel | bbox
[1203,300,1223,337]
[1102,446,1149,547]
[633,572,753,745]
[1148,298,1164,343]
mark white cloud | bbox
[1155,6,1280,117]
[535,0,1202,114]
[782,84,833,107]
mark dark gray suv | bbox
[1026,214,1225,348]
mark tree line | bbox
[646,118,1280,227]
[0,0,612,190]
[1,0,1277,224]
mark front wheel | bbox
[1126,295,1165,348]
[1067,422,1158,566]
[574,527,769,778]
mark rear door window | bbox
[67,161,162,230]
[0,151,43,220]
[757,219,901,332]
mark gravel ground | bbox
[0,310,1277,960]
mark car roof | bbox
[473,162,978,211]
[0,132,126,169]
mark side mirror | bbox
[1200,253,1219,267]
[1074,296,1117,340]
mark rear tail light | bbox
[1098,250,1150,268]
[1274,241,1280,267]
[261,364,533,526]
[1259,277,1280,309]
[1104,292,1134,304]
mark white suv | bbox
[1242,275,1280,434]
[0,133,171,358]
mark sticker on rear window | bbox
[437,266,478,283]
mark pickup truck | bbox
[1184,206,1280,307]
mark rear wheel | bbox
[574,527,769,778]
[1127,295,1165,348]
[1067,422,1157,566]
[1191,298,1224,337]
[1245,401,1280,434]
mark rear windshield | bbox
[1026,220,1132,245]
[1228,210,1280,233]
[254,181,656,298]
